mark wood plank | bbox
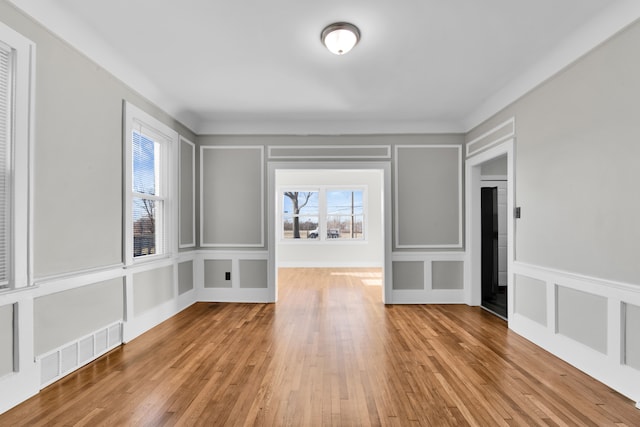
[1,267,639,426]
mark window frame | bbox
[123,101,178,266]
[281,189,320,240]
[0,22,34,291]
[279,186,367,243]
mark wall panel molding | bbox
[268,145,391,159]
[200,146,264,248]
[196,250,270,303]
[466,117,515,158]
[391,252,465,303]
[394,145,462,249]
[511,261,640,405]
[179,136,196,248]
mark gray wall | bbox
[178,261,194,295]
[133,266,175,316]
[626,303,640,370]
[480,155,507,176]
[198,134,464,255]
[556,286,607,354]
[200,146,263,247]
[392,261,424,290]
[432,261,464,290]
[239,260,268,289]
[0,304,12,376]
[34,278,124,355]
[204,260,232,288]
[467,20,640,285]
[0,1,196,279]
[395,145,462,248]
[514,275,547,326]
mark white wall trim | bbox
[465,138,515,309]
[123,101,180,266]
[466,117,515,158]
[6,1,199,132]
[511,261,640,405]
[32,264,125,296]
[394,145,463,249]
[196,250,270,303]
[391,251,466,304]
[269,161,393,304]
[179,136,196,249]
[0,21,35,291]
[268,145,391,159]
[0,296,38,416]
[199,145,265,248]
[514,261,640,300]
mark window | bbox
[281,188,366,241]
[326,190,364,240]
[282,191,318,239]
[0,41,12,288]
[124,102,178,264]
[0,23,34,290]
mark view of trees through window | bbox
[283,189,364,240]
[132,131,161,257]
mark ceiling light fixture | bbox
[321,22,360,55]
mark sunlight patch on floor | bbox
[330,270,383,286]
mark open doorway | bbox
[268,162,392,304]
[480,156,508,318]
[465,140,514,321]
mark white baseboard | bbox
[123,296,196,343]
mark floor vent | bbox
[38,321,123,388]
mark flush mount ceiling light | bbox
[321,22,360,55]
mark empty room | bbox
[1,0,640,425]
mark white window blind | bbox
[132,130,164,258]
[0,42,12,288]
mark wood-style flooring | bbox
[1,267,639,426]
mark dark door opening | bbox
[481,187,507,319]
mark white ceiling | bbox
[8,0,640,134]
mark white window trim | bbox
[123,101,178,267]
[0,22,35,291]
[279,186,368,243]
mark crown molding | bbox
[9,0,640,137]
[463,0,640,131]
[8,0,200,132]
[195,119,465,136]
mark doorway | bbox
[465,141,514,320]
[481,183,507,318]
[268,162,392,304]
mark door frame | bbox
[267,161,392,303]
[465,139,515,319]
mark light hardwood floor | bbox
[2,267,639,426]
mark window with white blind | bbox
[0,23,34,291]
[124,102,178,264]
[0,42,12,288]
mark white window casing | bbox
[0,22,35,290]
[123,101,178,267]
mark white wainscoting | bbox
[391,252,466,304]
[197,250,271,303]
[511,261,640,406]
[0,251,197,416]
